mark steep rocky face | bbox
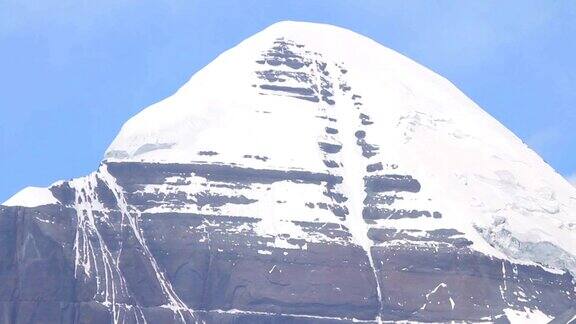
[2,21,576,323]
[2,162,574,323]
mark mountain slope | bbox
[2,21,575,323]
[105,20,576,276]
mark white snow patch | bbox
[3,186,59,207]
[503,307,553,323]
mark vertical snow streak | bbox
[500,261,512,307]
[335,95,384,323]
[99,164,196,323]
[309,57,383,323]
[71,173,147,324]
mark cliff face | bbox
[2,21,575,323]
[1,161,574,323]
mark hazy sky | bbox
[1,1,575,201]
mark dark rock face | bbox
[255,38,336,106]
[0,161,574,324]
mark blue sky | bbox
[0,1,575,201]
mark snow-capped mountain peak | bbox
[104,20,576,275]
[2,21,575,323]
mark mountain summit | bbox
[2,21,576,323]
